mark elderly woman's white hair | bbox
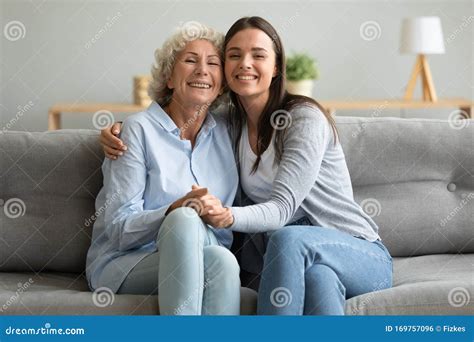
[148,22,226,109]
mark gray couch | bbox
[0,116,472,315]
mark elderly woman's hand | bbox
[100,122,127,159]
[166,186,209,215]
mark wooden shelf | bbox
[48,103,147,130]
[320,98,472,111]
[48,99,472,130]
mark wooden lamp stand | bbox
[404,54,438,102]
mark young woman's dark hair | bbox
[224,16,338,173]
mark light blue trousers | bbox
[257,225,393,315]
[118,207,241,315]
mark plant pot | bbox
[286,79,314,97]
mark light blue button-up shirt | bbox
[86,101,238,292]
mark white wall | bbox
[1,0,472,131]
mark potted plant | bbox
[285,53,319,97]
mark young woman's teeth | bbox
[237,76,256,80]
[189,83,211,89]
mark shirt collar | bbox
[200,111,217,137]
[147,101,217,136]
[147,101,179,133]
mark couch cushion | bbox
[0,272,257,315]
[0,130,103,273]
[346,254,474,315]
[335,117,474,257]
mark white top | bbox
[239,123,305,222]
[239,123,277,203]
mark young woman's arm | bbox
[229,105,332,233]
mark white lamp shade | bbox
[400,17,445,54]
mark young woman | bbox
[86,24,241,315]
[101,17,392,315]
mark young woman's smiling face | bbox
[224,28,277,102]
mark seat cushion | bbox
[346,254,473,315]
[0,272,257,315]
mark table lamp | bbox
[400,17,445,102]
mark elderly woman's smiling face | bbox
[167,39,223,108]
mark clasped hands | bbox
[167,185,234,229]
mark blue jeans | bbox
[117,207,241,315]
[257,222,392,315]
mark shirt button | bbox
[447,183,456,192]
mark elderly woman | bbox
[85,23,240,315]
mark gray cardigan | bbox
[227,105,380,250]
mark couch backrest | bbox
[0,130,103,273]
[1,117,472,273]
[335,117,473,257]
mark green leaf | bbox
[286,53,319,81]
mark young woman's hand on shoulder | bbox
[100,122,127,159]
